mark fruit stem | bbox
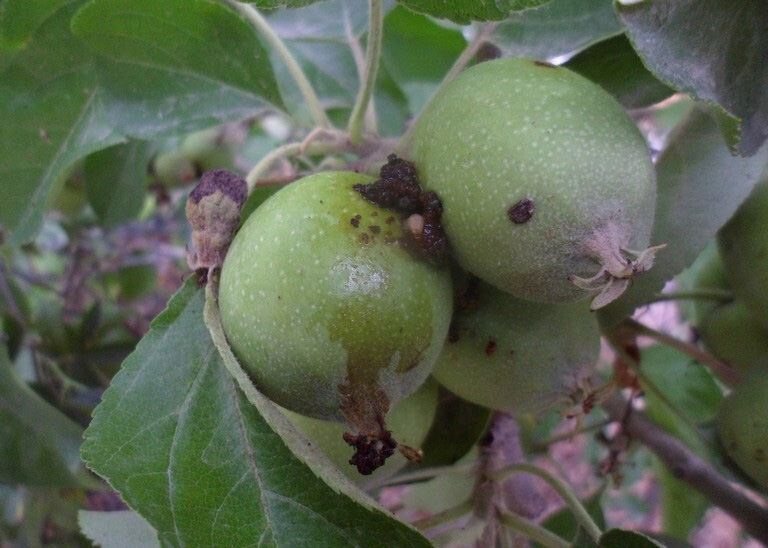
[490,463,603,544]
[622,318,741,386]
[396,21,498,153]
[367,462,476,489]
[641,288,734,305]
[412,500,473,531]
[498,511,570,548]
[223,1,332,130]
[347,0,383,146]
[244,129,348,190]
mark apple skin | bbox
[407,58,656,305]
[718,178,768,331]
[281,378,439,485]
[717,368,768,489]
[432,280,600,415]
[218,171,453,423]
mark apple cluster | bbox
[216,59,660,477]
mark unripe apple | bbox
[432,280,600,415]
[717,368,768,489]
[218,171,453,448]
[281,378,438,484]
[699,300,768,373]
[407,58,658,309]
[718,178,768,331]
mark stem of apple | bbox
[622,318,740,386]
[489,463,603,544]
[498,512,570,548]
[395,21,498,153]
[348,0,383,146]
[642,288,733,305]
[224,0,332,129]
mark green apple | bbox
[408,58,658,308]
[218,171,453,439]
[718,177,768,330]
[433,280,600,415]
[717,368,768,489]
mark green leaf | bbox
[599,107,768,326]
[618,0,768,156]
[395,0,551,24]
[640,345,723,425]
[0,0,73,52]
[241,0,323,7]
[82,280,431,546]
[71,0,284,139]
[84,140,152,228]
[565,34,673,109]
[598,528,664,547]
[381,6,466,117]
[0,344,86,487]
[78,510,160,548]
[0,2,124,245]
[490,0,622,60]
[654,458,708,541]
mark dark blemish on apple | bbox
[476,42,502,63]
[371,211,378,217]
[354,154,449,265]
[385,216,395,225]
[360,233,370,245]
[534,60,557,69]
[508,199,534,224]
[369,225,381,234]
[447,323,460,343]
[485,340,497,357]
[350,214,361,228]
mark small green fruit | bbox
[282,378,438,484]
[219,172,453,438]
[718,177,768,331]
[152,150,196,187]
[699,300,768,373]
[408,58,658,308]
[717,369,768,489]
[432,281,600,415]
[181,127,236,172]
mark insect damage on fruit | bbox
[408,58,663,309]
[354,154,449,265]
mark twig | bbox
[622,318,740,386]
[412,500,473,531]
[490,463,603,543]
[642,289,733,305]
[602,395,768,544]
[223,0,332,129]
[367,462,475,489]
[347,0,382,145]
[498,511,570,548]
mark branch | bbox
[602,395,768,544]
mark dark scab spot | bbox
[533,60,557,69]
[371,211,378,217]
[350,214,361,228]
[476,42,502,63]
[507,198,534,224]
[485,340,497,357]
[360,233,370,245]
[369,225,381,234]
[385,216,395,225]
[447,323,460,343]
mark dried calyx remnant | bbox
[186,169,248,283]
[354,154,449,265]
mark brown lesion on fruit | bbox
[507,198,534,224]
[331,303,429,475]
[353,154,449,265]
[185,169,248,284]
[484,340,497,357]
[350,214,361,228]
[533,60,557,69]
